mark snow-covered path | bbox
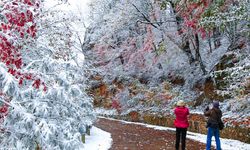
[84,126,112,150]
[94,117,250,150]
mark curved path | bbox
[94,117,214,150]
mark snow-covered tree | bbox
[84,0,249,113]
[212,50,250,97]
[159,0,249,75]
[1,55,95,149]
[0,0,95,149]
[200,0,249,47]
[85,0,163,80]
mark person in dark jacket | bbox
[204,101,222,150]
[174,100,189,150]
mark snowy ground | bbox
[84,126,112,150]
[97,116,250,150]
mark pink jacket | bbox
[174,106,189,128]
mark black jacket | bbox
[204,107,222,128]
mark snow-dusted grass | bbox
[99,116,250,150]
[95,107,118,116]
[84,126,112,150]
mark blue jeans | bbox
[206,127,221,150]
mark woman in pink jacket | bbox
[174,100,189,150]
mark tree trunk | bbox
[182,36,195,64]
[213,27,221,49]
[194,34,207,74]
[208,32,212,53]
[169,1,195,64]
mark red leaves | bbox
[8,68,16,75]
[14,58,22,69]
[1,23,10,31]
[26,25,37,37]
[184,19,197,29]
[199,27,207,39]
[5,9,33,27]
[0,93,10,124]
[0,105,8,113]
[176,0,212,38]
[1,0,45,91]
[19,78,23,85]
[25,74,32,80]
[112,100,121,113]
[32,79,41,89]
[42,83,47,92]
[23,0,34,6]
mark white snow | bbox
[84,126,112,150]
[95,107,118,116]
[99,116,250,150]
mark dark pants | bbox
[175,128,187,150]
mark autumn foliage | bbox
[112,99,122,113]
[175,0,212,38]
[0,0,45,90]
[0,93,9,125]
[0,0,45,123]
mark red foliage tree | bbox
[0,0,46,89]
[0,0,46,124]
[175,0,212,38]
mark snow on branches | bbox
[1,58,95,149]
[175,0,212,38]
[0,0,46,90]
[0,63,17,126]
[0,0,95,149]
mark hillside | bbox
[83,0,250,142]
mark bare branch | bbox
[131,3,159,29]
[137,19,177,25]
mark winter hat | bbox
[177,100,185,107]
[213,101,219,108]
